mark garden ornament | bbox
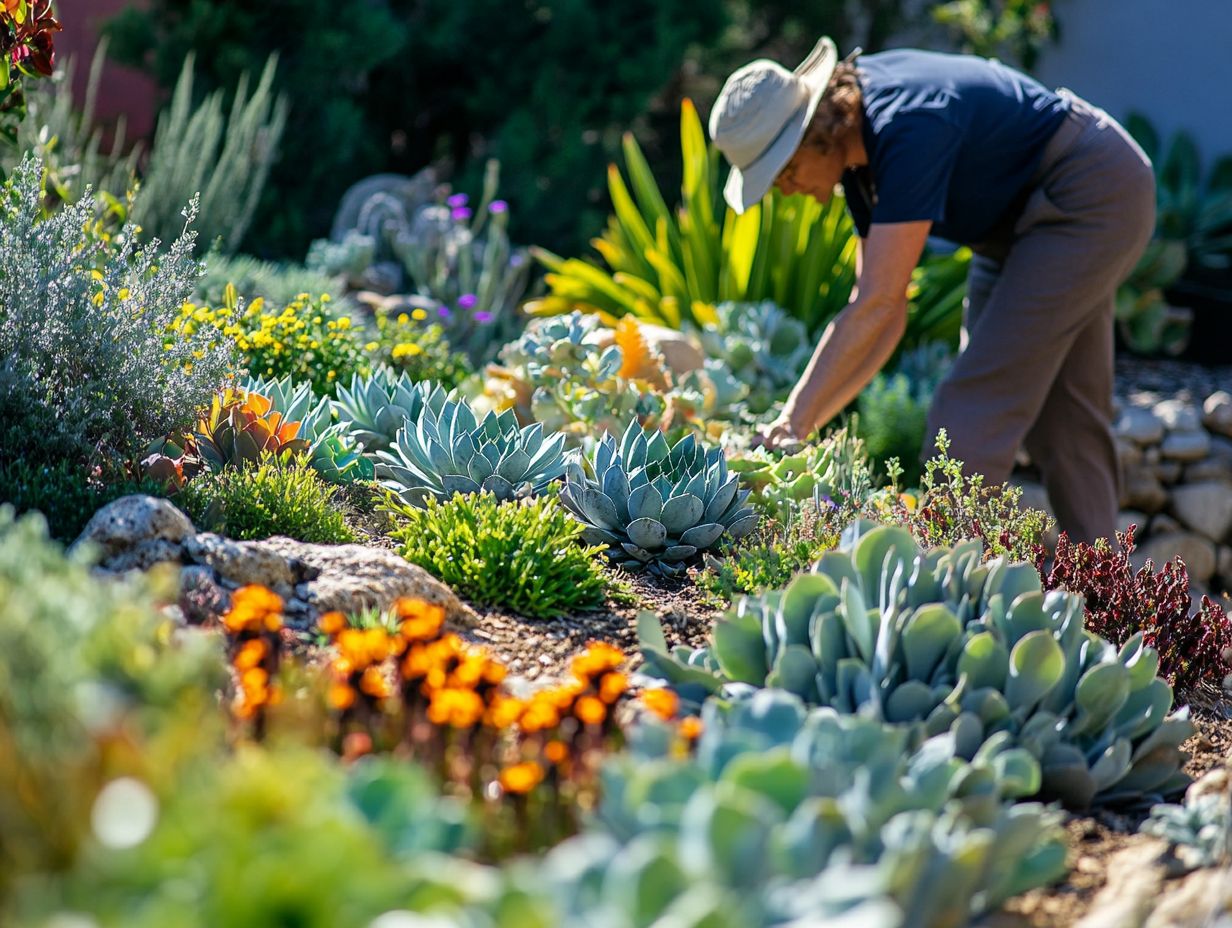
[709,35,837,214]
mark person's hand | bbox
[751,417,799,452]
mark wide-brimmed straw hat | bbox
[709,36,839,214]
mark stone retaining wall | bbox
[1020,389,1232,597]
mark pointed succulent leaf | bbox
[627,518,668,551]
[678,522,725,550]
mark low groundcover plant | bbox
[386,491,609,619]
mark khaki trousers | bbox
[925,94,1156,544]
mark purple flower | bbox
[473,310,494,323]
[437,306,452,319]
[457,293,478,310]
[488,199,509,214]
[446,193,469,209]
[451,206,473,222]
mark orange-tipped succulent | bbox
[194,388,309,471]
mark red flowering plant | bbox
[1036,526,1232,696]
[0,0,59,146]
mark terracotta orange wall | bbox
[55,0,159,142]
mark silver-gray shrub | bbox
[0,154,233,465]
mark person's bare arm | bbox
[764,221,932,443]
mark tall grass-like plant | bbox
[131,53,288,254]
[2,40,140,208]
[530,100,857,334]
[0,154,231,466]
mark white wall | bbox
[1033,0,1232,165]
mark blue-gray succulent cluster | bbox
[243,375,371,483]
[531,689,1065,928]
[560,420,759,576]
[376,397,567,507]
[698,301,812,414]
[1143,789,1231,870]
[333,370,449,455]
[641,523,1194,809]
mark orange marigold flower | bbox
[640,688,679,721]
[598,671,629,704]
[544,740,570,766]
[518,698,560,733]
[397,605,446,642]
[336,628,392,668]
[547,679,585,712]
[499,761,544,795]
[233,638,268,671]
[329,682,357,711]
[575,695,607,726]
[318,611,347,636]
[223,585,285,634]
[679,716,704,740]
[360,665,392,700]
[241,666,270,692]
[484,694,526,730]
[427,687,485,728]
[480,660,507,687]
[571,641,625,681]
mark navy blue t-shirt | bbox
[840,49,1070,245]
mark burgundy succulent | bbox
[1035,526,1232,694]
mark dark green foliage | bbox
[179,459,355,544]
[105,0,724,257]
[387,492,608,620]
[856,374,931,487]
[104,0,407,258]
[0,460,166,543]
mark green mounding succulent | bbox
[697,301,811,414]
[640,523,1195,810]
[333,370,450,455]
[726,424,872,520]
[1143,791,1232,870]
[546,689,1066,928]
[560,420,759,576]
[375,398,568,508]
[244,375,372,483]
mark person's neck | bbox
[843,113,868,169]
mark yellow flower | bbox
[411,308,428,322]
[397,313,410,325]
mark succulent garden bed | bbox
[3,19,1232,924]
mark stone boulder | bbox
[1160,430,1210,462]
[260,537,475,629]
[74,496,475,630]
[71,495,194,572]
[1153,398,1202,432]
[1122,467,1169,514]
[1116,406,1165,446]
[182,533,309,597]
[1131,532,1217,583]
[1171,481,1232,543]
[1203,390,1232,438]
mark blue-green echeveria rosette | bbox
[559,419,759,576]
[376,396,568,508]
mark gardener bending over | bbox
[710,38,1154,543]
